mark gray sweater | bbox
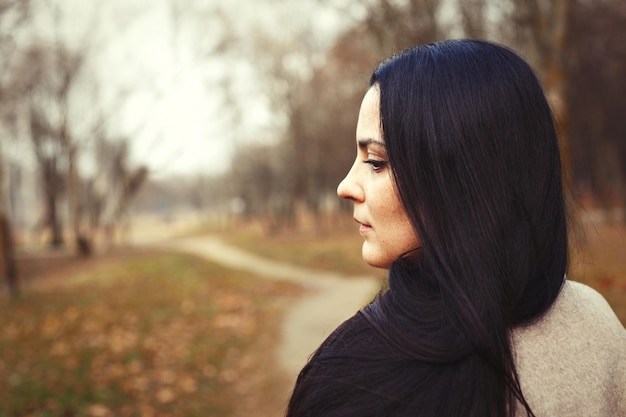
[512,280,626,416]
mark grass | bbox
[1,250,302,417]
[220,221,626,326]
[5,218,621,416]
[219,227,376,277]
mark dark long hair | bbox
[286,39,568,417]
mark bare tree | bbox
[229,141,296,232]
[8,43,86,250]
[262,0,445,227]
[331,0,444,56]
[0,0,33,297]
[189,0,450,231]
[563,0,626,214]
[10,41,131,254]
[71,90,141,254]
[457,0,487,38]
[28,97,66,247]
[504,0,626,216]
[85,137,148,250]
[293,23,380,217]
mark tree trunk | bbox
[66,145,91,257]
[0,213,19,299]
[0,149,19,298]
[45,183,64,248]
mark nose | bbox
[337,161,364,202]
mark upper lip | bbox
[355,218,371,228]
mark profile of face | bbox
[337,86,420,269]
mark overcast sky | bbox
[26,0,349,178]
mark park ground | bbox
[0,218,624,417]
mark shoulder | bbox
[562,280,623,322]
[563,280,623,317]
[514,280,625,342]
[512,280,626,416]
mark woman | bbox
[285,40,625,416]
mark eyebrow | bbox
[357,138,386,149]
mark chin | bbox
[362,245,392,270]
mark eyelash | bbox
[364,159,388,171]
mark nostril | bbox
[337,177,352,200]
[337,178,362,202]
[337,160,362,202]
[337,183,347,199]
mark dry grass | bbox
[219,227,376,277]
[221,220,626,325]
[3,218,622,416]
[1,249,302,417]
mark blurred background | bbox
[0,0,624,416]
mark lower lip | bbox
[359,224,372,235]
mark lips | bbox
[355,218,372,234]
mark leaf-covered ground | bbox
[3,220,623,416]
[1,250,302,417]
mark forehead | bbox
[356,86,382,143]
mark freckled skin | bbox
[337,86,420,269]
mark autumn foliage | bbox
[0,251,301,417]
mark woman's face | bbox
[337,86,420,269]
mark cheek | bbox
[385,197,419,249]
[370,177,417,243]
[385,190,409,226]
[388,215,416,244]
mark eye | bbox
[364,159,388,171]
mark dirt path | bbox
[154,235,381,381]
